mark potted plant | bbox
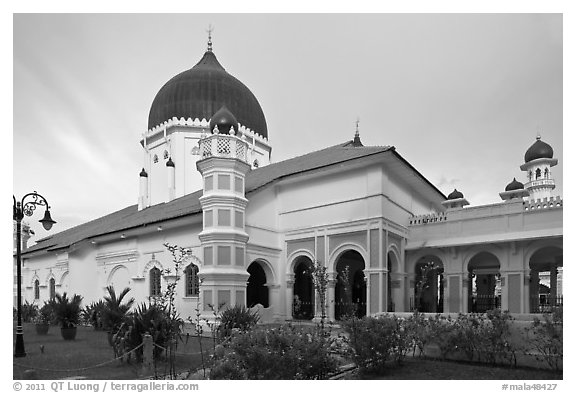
[101,286,134,345]
[52,292,83,340]
[34,302,54,335]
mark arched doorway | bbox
[293,256,314,320]
[468,252,501,313]
[247,262,269,308]
[528,246,562,313]
[413,255,444,313]
[335,250,366,320]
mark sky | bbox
[11,13,565,241]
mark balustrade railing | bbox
[198,133,249,163]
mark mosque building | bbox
[19,37,563,321]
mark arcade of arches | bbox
[242,242,562,321]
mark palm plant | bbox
[52,293,83,328]
[101,286,135,334]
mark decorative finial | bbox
[536,124,542,140]
[207,24,214,52]
[353,117,363,147]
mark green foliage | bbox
[34,302,55,325]
[21,301,39,323]
[52,292,83,328]
[402,311,433,357]
[218,305,260,338]
[115,302,182,362]
[421,311,517,366]
[343,315,411,374]
[101,286,135,333]
[82,300,106,329]
[210,324,338,380]
[525,308,562,371]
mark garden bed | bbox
[346,357,562,380]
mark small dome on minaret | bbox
[139,168,148,177]
[209,105,239,134]
[524,136,554,163]
[447,189,464,200]
[505,177,524,191]
[166,157,175,167]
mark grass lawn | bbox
[349,357,563,380]
[13,323,214,380]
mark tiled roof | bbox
[21,142,421,256]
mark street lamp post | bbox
[13,192,56,358]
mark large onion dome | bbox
[148,49,268,138]
[524,136,553,163]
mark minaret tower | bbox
[520,135,558,200]
[196,105,251,317]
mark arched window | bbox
[544,168,549,178]
[34,279,40,300]
[163,150,169,159]
[184,264,200,297]
[536,168,541,179]
[49,278,56,300]
[153,154,159,163]
[529,170,532,181]
[253,159,259,168]
[150,267,161,296]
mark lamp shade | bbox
[39,209,56,230]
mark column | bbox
[549,266,557,306]
[530,269,539,312]
[327,273,337,321]
[286,274,294,320]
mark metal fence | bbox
[530,295,563,313]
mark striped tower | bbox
[196,105,251,318]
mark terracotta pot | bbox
[60,327,77,340]
[35,323,50,335]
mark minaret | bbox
[166,157,175,201]
[520,135,558,200]
[196,105,251,317]
[138,168,149,210]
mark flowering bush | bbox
[525,308,562,371]
[210,324,338,379]
[343,315,411,374]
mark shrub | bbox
[343,315,411,374]
[403,311,433,357]
[525,308,562,371]
[218,305,260,338]
[426,314,459,360]
[210,324,337,379]
[478,309,517,367]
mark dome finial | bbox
[206,24,214,52]
[353,117,363,147]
